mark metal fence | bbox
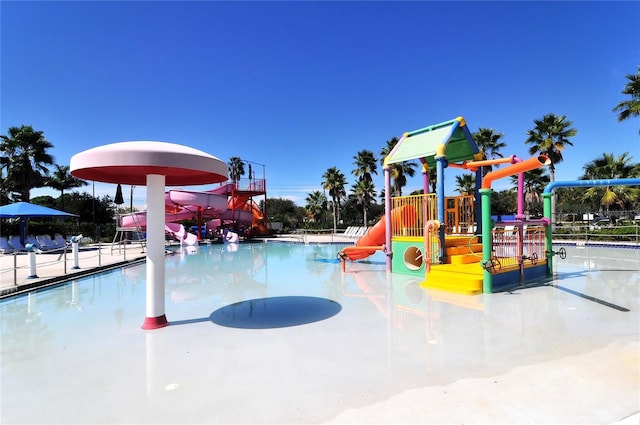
[491,224,547,269]
[0,242,146,291]
[444,195,475,235]
[391,194,476,238]
[227,178,266,193]
[390,194,436,238]
[553,224,640,244]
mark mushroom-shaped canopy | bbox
[70,141,228,186]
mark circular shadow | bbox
[210,296,342,329]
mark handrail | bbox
[424,220,440,272]
[0,243,147,296]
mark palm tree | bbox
[351,179,377,227]
[352,150,378,183]
[612,66,640,132]
[581,152,640,214]
[380,137,417,196]
[472,128,506,176]
[228,157,245,185]
[427,170,438,194]
[0,125,55,202]
[321,167,347,233]
[525,114,577,182]
[509,168,550,214]
[525,114,577,225]
[305,190,327,225]
[47,165,88,211]
[455,173,475,195]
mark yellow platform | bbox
[422,263,484,295]
[445,243,482,256]
[418,235,485,294]
[448,253,483,265]
[444,235,478,247]
[444,236,483,265]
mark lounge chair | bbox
[0,236,16,254]
[8,235,29,251]
[26,235,45,251]
[53,234,69,248]
[347,227,359,238]
[348,227,366,238]
[36,234,58,251]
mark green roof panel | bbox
[385,117,479,169]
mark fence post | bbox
[23,243,39,279]
[480,188,493,293]
[71,241,80,269]
[27,250,38,278]
[96,227,102,267]
[13,253,17,285]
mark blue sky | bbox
[2,1,638,207]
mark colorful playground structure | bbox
[115,173,268,247]
[339,116,640,295]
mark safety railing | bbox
[230,178,266,193]
[552,223,640,245]
[491,224,547,270]
[425,220,441,272]
[491,226,519,269]
[444,195,475,235]
[391,194,436,238]
[0,242,146,293]
[522,225,547,261]
[391,194,476,238]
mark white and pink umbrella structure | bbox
[70,141,228,329]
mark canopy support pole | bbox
[142,174,168,330]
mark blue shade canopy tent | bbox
[0,202,78,245]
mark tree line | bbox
[303,67,640,230]
[1,67,638,235]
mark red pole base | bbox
[141,315,169,330]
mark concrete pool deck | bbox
[0,243,148,296]
[1,236,638,424]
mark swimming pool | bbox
[1,242,638,424]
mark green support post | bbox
[543,192,553,276]
[480,188,493,293]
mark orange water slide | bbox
[247,201,268,235]
[341,205,417,261]
[227,196,267,235]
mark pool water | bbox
[1,242,638,424]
